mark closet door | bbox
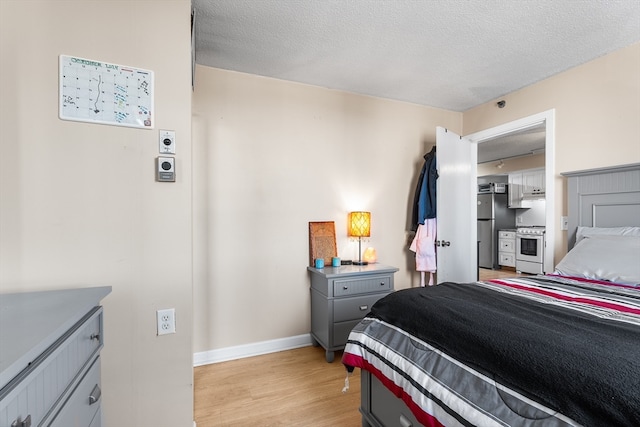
[436,127,476,283]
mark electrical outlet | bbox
[157,308,176,335]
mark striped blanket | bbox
[342,275,640,427]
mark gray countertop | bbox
[0,286,111,389]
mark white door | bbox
[436,127,477,283]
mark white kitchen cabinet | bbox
[498,230,516,267]
[509,168,544,207]
[522,169,545,193]
[508,173,523,207]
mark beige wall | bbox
[465,42,640,262]
[0,1,194,426]
[192,66,461,352]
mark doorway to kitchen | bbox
[466,110,556,277]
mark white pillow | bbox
[576,226,640,244]
[554,235,640,284]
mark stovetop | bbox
[517,226,546,235]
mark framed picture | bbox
[308,221,337,267]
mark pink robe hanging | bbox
[409,218,437,286]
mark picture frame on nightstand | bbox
[308,221,337,267]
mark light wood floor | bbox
[194,346,361,426]
[479,266,529,281]
[194,268,522,426]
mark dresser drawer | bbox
[333,275,391,297]
[49,357,101,427]
[499,253,515,267]
[498,239,514,252]
[333,293,388,323]
[0,308,103,427]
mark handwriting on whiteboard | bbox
[59,55,154,129]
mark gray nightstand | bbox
[308,264,398,362]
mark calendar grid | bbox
[59,55,154,129]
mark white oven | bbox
[516,227,545,274]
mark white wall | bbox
[192,66,462,353]
[0,1,194,426]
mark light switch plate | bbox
[159,130,176,154]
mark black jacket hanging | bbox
[411,146,438,231]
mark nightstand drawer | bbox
[334,275,391,297]
[334,293,388,323]
[333,320,362,348]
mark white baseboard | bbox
[193,333,313,366]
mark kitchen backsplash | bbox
[515,200,546,227]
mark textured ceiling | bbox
[193,0,640,113]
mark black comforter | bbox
[364,278,640,426]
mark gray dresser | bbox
[308,264,398,362]
[0,286,111,427]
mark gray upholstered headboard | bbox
[562,163,640,250]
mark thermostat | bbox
[156,157,175,182]
[159,130,176,154]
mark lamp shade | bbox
[348,211,371,238]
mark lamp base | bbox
[352,261,368,266]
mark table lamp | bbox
[348,211,371,265]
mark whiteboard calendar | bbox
[59,55,154,129]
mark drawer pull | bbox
[343,286,348,290]
[89,384,102,405]
[359,305,368,311]
[380,282,385,286]
[399,414,413,427]
[90,333,101,341]
[11,415,31,427]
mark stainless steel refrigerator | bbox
[477,192,515,269]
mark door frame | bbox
[465,109,556,273]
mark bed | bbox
[342,163,640,427]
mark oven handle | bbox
[516,233,544,239]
